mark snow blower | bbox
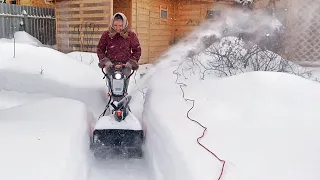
[90,63,144,159]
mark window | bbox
[161,9,168,19]
[160,5,168,21]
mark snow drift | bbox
[144,65,320,180]
[0,98,94,180]
[139,7,320,180]
[0,41,107,116]
[0,31,43,47]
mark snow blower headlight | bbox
[114,73,122,80]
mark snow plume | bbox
[155,8,281,65]
[131,6,318,101]
[116,7,284,97]
[148,6,320,82]
[186,7,284,57]
[128,4,319,111]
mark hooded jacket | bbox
[97,12,141,63]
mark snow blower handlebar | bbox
[101,63,135,79]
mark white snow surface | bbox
[0,41,107,116]
[0,31,43,46]
[144,67,320,180]
[0,98,93,180]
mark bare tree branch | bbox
[176,36,319,83]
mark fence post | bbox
[22,10,29,33]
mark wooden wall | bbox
[131,0,175,64]
[173,2,206,38]
[53,0,240,64]
[19,0,34,6]
[131,0,151,64]
[149,0,174,62]
[6,0,55,8]
[55,0,112,53]
[113,0,132,29]
[29,0,55,8]
[132,0,227,64]
[173,1,232,39]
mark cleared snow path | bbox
[0,75,149,180]
[89,158,148,180]
[0,90,149,180]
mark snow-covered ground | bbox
[144,67,320,180]
[0,98,93,180]
[0,31,57,49]
[1,9,320,180]
[140,10,320,179]
[89,158,147,180]
[0,31,43,46]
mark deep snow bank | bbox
[0,98,94,180]
[140,7,320,180]
[0,31,43,47]
[0,42,107,117]
[145,66,320,179]
[0,90,53,110]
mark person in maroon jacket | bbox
[97,12,141,77]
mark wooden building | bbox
[5,0,318,64]
[54,0,237,64]
[4,0,55,8]
[54,0,320,64]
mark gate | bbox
[0,3,56,45]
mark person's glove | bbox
[98,57,113,69]
[125,59,139,70]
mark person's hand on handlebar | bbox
[98,57,113,69]
[125,59,139,70]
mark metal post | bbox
[13,32,15,58]
[22,10,28,33]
